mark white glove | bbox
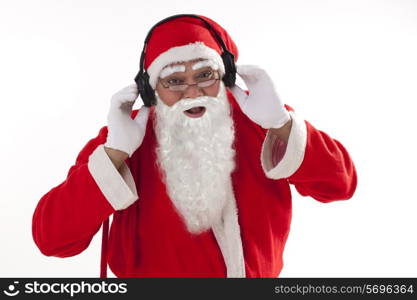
[230,65,290,129]
[104,84,150,157]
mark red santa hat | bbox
[144,15,239,89]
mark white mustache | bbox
[170,96,218,112]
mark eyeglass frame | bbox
[158,69,221,92]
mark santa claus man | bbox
[32,15,357,278]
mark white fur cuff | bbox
[88,145,138,210]
[261,111,307,179]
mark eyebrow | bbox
[191,60,219,71]
[159,64,186,78]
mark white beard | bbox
[153,83,236,234]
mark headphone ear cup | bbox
[144,81,157,107]
[135,72,156,107]
[221,50,237,87]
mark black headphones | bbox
[134,14,237,107]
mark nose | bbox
[182,84,204,99]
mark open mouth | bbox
[183,106,206,118]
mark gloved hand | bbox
[104,84,150,157]
[230,65,290,129]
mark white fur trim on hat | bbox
[147,41,225,89]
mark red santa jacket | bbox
[32,90,357,277]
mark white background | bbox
[1,0,416,277]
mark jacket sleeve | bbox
[32,126,138,257]
[260,107,357,203]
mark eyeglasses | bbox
[159,70,220,92]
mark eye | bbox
[197,70,212,79]
[167,78,184,85]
